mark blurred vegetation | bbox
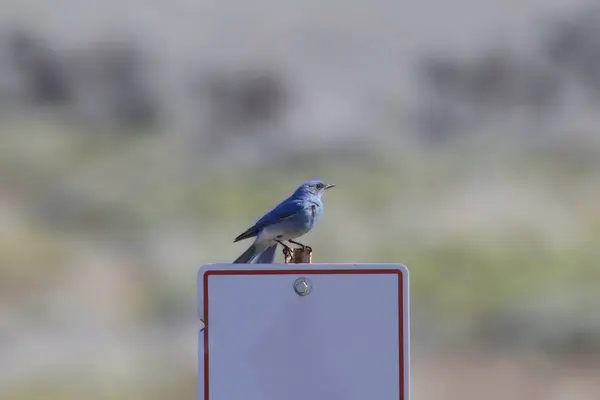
[3,117,600,398]
[2,2,600,400]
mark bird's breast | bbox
[307,202,323,225]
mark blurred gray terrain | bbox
[1,1,600,399]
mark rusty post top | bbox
[284,246,313,264]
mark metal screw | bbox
[293,277,311,296]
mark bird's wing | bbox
[256,198,305,227]
[234,198,305,242]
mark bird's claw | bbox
[283,245,313,264]
[288,239,307,250]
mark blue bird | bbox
[233,180,335,263]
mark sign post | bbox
[197,263,410,400]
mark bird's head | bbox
[295,179,335,198]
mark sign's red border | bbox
[203,269,405,400]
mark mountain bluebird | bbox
[233,179,335,263]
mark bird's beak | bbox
[325,184,335,190]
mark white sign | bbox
[197,263,410,400]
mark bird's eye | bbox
[316,183,324,189]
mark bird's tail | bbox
[233,242,268,264]
[254,244,278,264]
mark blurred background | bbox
[1,0,600,399]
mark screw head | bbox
[293,277,311,296]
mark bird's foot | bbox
[278,241,312,263]
[282,247,292,259]
[284,246,313,264]
[276,240,293,255]
[288,239,306,249]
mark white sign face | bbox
[197,263,409,400]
